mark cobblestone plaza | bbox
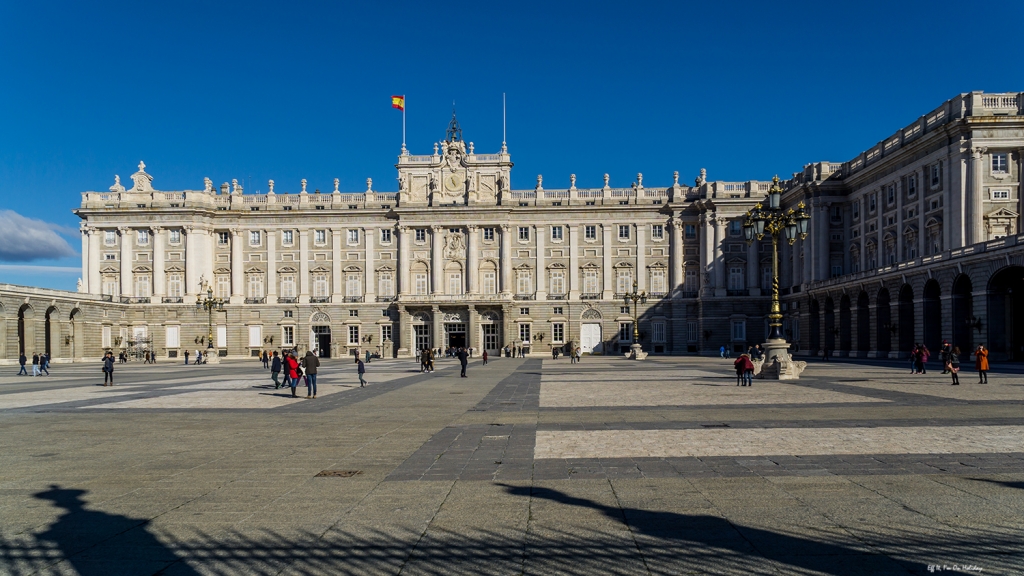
[1,355,1022,574]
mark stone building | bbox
[1,91,1022,363]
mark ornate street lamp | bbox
[743,176,810,377]
[623,279,648,360]
[195,278,225,364]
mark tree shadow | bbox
[32,485,200,575]
[969,477,1024,490]
[499,483,910,576]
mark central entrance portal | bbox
[445,322,466,349]
[312,325,331,358]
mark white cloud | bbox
[0,210,78,262]
[0,264,80,274]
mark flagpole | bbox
[402,94,406,149]
[502,92,507,152]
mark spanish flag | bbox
[391,95,405,111]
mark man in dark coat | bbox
[301,351,320,398]
[271,351,283,388]
[457,347,469,378]
[18,353,28,375]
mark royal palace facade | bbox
[2,91,1024,363]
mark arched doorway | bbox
[309,311,332,358]
[0,303,6,360]
[952,274,974,353]
[70,309,84,360]
[580,308,603,353]
[808,299,820,354]
[857,291,870,354]
[922,280,941,355]
[411,311,433,354]
[898,285,914,354]
[876,288,891,354]
[479,310,501,355]
[839,294,852,353]
[987,266,1024,360]
[45,306,60,359]
[824,297,835,354]
[17,304,34,357]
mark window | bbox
[164,273,184,297]
[907,176,917,197]
[217,232,229,245]
[217,323,227,345]
[314,230,326,244]
[517,269,533,294]
[831,265,842,278]
[619,322,632,342]
[519,323,531,343]
[553,307,563,315]
[583,269,599,294]
[886,215,896,226]
[518,226,530,241]
[347,229,359,244]
[483,227,494,241]
[348,325,360,345]
[549,270,565,295]
[249,231,261,246]
[105,231,116,245]
[349,310,359,317]
[651,224,664,239]
[280,275,296,298]
[652,322,665,343]
[284,310,293,318]
[282,230,294,245]
[731,320,746,341]
[482,271,496,294]
[992,189,1010,200]
[650,268,666,294]
[620,306,630,314]
[616,269,633,294]
[414,273,428,295]
[552,323,564,343]
[684,269,697,293]
[687,321,697,342]
[102,277,117,296]
[248,325,262,347]
[283,326,294,345]
[247,274,264,297]
[685,224,697,239]
[584,225,596,240]
[378,272,394,296]
[346,273,362,297]
[448,272,463,295]
[886,185,895,205]
[382,309,390,317]
[520,307,530,315]
[729,221,741,237]
[137,230,150,245]
[134,275,150,297]
[931,163,942,187]
[415,229,426,242]
[618,225,630,239]
[380,229,392,243]
[165,326,180,348]
[852,201,860,219]
[169,230,181,244]
[104,253,117,260]
[728,267,744,291]
[830,232,843,241]
[216,275,230,299]
[381,325,393,342]
[761,267,772,291]
[831,206,842,222]
[551,226,563,241]
[992,153,1008,173]
[869,194,877,212]
[312,275,329,298]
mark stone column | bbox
[500,225,512,295]
[713,217,726,296]
[670,218,683,298]
[153,227,165,299]
[364,226,375,300]
[1018,149,1024,236]
[396,305,409,357]
[88,227,101,295]
[468,305,478,350]
[802,223,813,286]
[432,305,443,349]
[746,240,759,295]
[332,229,342,301]
[80,227,90,293]
[568,224,580,299]
[398,226,411,295]
[968,147,986,245]
[535,224,546,300]
[202,228,215,290]
[119,226,132,297]
[299,228,310,303]
[467,225,479,294]
[698,214,710,292]
[230,228,243,303]
[636,223,646,291]
[431,225,443,295]
[184,226,197,297]
[267,230,277,299]
[602,223,613,298]
[818,203,830,278]
[917,169,926,257]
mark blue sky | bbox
[1,1,1022,290]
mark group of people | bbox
[268,350,323,398]
[17,352,50,376]
[182,349,208,365]
[551,346,583,363]
[908,343,932,374]
[503,345,527,358]
[937,340,988,385]
[418,347,474,377]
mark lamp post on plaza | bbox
[742,176,810,377]
[195,278,225,364]
[623,279,648,360]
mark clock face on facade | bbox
[445,172,464,192]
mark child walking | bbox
[356,358,366,387]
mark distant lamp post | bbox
[195,278,225,364]
[623,280,648,360]
[743,176,811,378]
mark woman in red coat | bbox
[974,345,989,384]
[284,352,301,398]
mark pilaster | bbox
[467,225,479,294]
[299,228,309,304]
[119,226,132,297]
[152,226,165,298]
[602,223,613,299]
[230,228,243,303]
[535,224,546,300]
[431,225,443,295]
[568,224,580,299]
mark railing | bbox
[245,297,266,304]
[543,191,569,199]
[726,289,747,296]
[309,296,331,303]
[576,189,603,198]
[648,292,668,298]
[609,188,634,198]
[982,95,1018,108]
[678,291,698,298]
[580,293,601,300]
[474,154,502,161]
[121,297,150,304]
[376,295,397,302]
[161,296,184,303]
[277,297,298,304]
[375,193,397,203]
[548,294,566,300]
[344,296,364,303]
[510,191,536,199]
[406,155,434,163]
[513,294,535,300]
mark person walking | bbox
[301,351,320,398]
[734,354,754,386]
[18,352,28,376]
[975,344,989,383]
[40,353,50,376]
[428,348,435,372]
[184,350,189,365]
[365,349,371,365]
[102,351,115,386]
[420,348,430,373]
[357,357,366,387]
[32,353,41,376]
[920,345,930,374]
[262,350,269,369]
[284,352,301,398]
[912,344,924,374]
[940,340,951,374]
[949,346,961,385]
[271,351,283,388]
[482,350,489,365]
[457,347,469,378]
